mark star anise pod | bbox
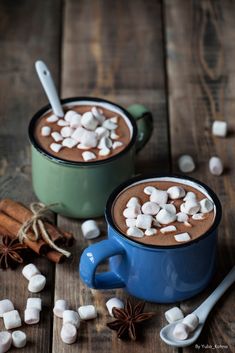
[107,299,155,340]
[0,236,27,270]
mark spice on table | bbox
[106,299,155,340]
[0,236,27,269]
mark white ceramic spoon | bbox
[160,266,235,347]
[35,60,64,117]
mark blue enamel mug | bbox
[79,175,222,303]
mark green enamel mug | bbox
[28,97,153,218]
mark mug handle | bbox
[79,239,125,289]
[127,104,153,152]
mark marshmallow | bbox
[81,111,98,131]
[62,138,77,148]
[106,298,124,317]
[60,126,74,138]
[144,186,157,195]
[209,156,223,176]
[174,232,191,242]
[178,155,195,173]
[78,305,97,320]
[70,113,82,128]
[50,143,62,153]
[125,218,137,227]
[28,274,46,293]
[161,204,176,214]
[0,300,14,318]
[46,114,58,123]
[26,298,42,311]
[95,126,109,139]
[61,323,77,344]
[77,144,91,150]
[212,120,228,137]
[192,213,205,220]
[183,192,196,201]
[91,107,105,124]
[145,228,157,236]
[200,198,214,213]
[57,119,70,126]
[63,310,80,328]
[41,126,51,136]
[176,212,189,223]
[71,126,86,142]
[99,148,111,156]
[127,227,144,238]
[3,310,21,330]
[110,116,118,123]
[112,141,123,149]
[98,136,112,149]
[81,220,100,239]
[12,330,27,348]
[167,186,185,199]
[141,201,160,215]
[64,110,77,122]
[110,131,119,140]
[165,307,184,323]
[160,225,177,234]
[81,130,98,148]
[82,151,96,161]
[51,131,63,142]
[182,313,199,332]
[102,119,118,130]
[126,197,141,208]
[136,214,152,230]
[53,299,68,318]
[0,331,12,353]
[22,263,40,280]
[123,206,141,218]
[156,209,176,225]
[180,199,200,215]
[173,323,189,340]
[150,189,168,205]
[24,308,40,324]
[184,221,192,227]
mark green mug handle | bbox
[127,104,153,152]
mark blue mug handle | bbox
[79,239,126,289]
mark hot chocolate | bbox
[112,178,215,246]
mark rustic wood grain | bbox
[164,0,235,352]
[0,0,62,352]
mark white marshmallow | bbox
[82,151,96,161]
[183,192,196,201]
[81,130,98,147]
[95,126,109,139]
[3,310,21,330]
[112,141,123,149]
[173,323,189,340]
[127,227,144,238]
[209,156,223,176]
[81,111,98,130]
[192,213,205,220]
[142,201,160,215]
[176,212,189,223]
[136,214,152,230]
[178,155,195,173]
[61,323,77,344]
[51,131,63,142]
[126,197,140,208]
[50,143,62,153]
[0,300,14,318]
[156,209,176,225]
[71,126,86,142]
[26,298,42,311]
[184,221,192,228]
[150,189,168,205]
[106,298,124,317]
[24,308,40,325]
[46,114,58,123]
[12,330,27,348]
[212,120,228,137]
[63,310,80,329]
[200,198,214,213]
[182,313,199,332]
[174,232,191,242]
[99,148,111,156]
[0,331,12,353]
[144,186,157,195]
[77,144,91,150]
[161,204,176,214]
[110,131,119,140]
[57,119,70,126]
[165,307,184,324]
[160,225,177,234]
[180,200,200,215]
[64,110,78,123]
[60,126,74,138]
[22,263,40,280]
[53,300,68,318]
[41,126,51,136]
[98,136,112,149]
[167,186,185,199]
[28,274,46,293]
[102,119,118,130]
[70,113,82,128]
[91,107,105,124]
[62,138,77,148]
[145,228,157,236]
[78,305,97,320]
[110,116,118,123]
[81,220,100,240]
[125,218,137,228]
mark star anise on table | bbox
[107,299,156,341]
[0,236,27,270]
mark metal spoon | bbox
[160,266,235,347]
[35,60,64,117]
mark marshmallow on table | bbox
[123,206,141,219]
[98,136,112,149]
[144,186,157,195]
[50,143,62,153]
[167,186,185,199]
[127,227,144,238]
[57,119,69,126]
[78,305,97,320]
[0,300,14,317]
[61,126,74,138]
[80,130,98,148]
[160,225,177,234]
[71,126,86,142]
[106,298,124,317]
[125,218,137,228]
[200,198,214,213]
[24,308,40,324]
[95,127,109,139]
[112,141,123,149]
[12,331,27,348]
[53,299,68,318]
[47,114,58,123]
[182,314,199,332]
[51,132,63,142]
[62,138,78,148]
[61,323,77,345]
[183,192,196,201]
[63,310,80,328]
[102,119,118,130]
[81,220,100,239]
[173,323,189,340]
[41,126,51,136]
[82,151,96,161]
[178,155,195,173]
[174,232,191,242]
[145,228,157,236]
[161,204,176,214]
[209,156,223,176]
[156,209,176,225]
[180,199,200,215]
[126,197,140,208]
[3,310,21,330]
[192,213,205,220]
[22,263,40,280]
[136,214,152,230]
[212,120,228,137]
[141,201,160,215]
[26,298,42,311]
[176,212,189,223]
[28,274,46,293]
[0,331,12,353]
[81,111,98,131]
[165,307,184,324]
[150,189,168,205]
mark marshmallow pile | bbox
[22,263,46,293]
[41,107,124,161]
[123,184,214,243]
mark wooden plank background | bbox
[0,0,234,352]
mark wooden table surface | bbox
[0,1,234,352]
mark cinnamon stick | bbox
[0,224,13,237]
[46,250,65,264]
